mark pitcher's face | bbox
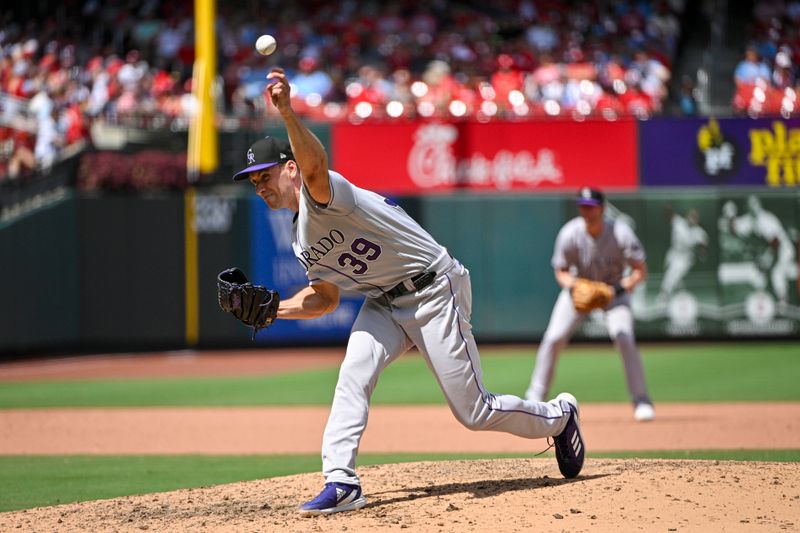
[249,163,294,210]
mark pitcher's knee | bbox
[458,416,488,431]
[459,417,495,431]
[335,370,376,401]
[450,401,494,431]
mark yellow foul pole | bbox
[188,0,218,179]
[185,0,217,346]
[184,187,199,346]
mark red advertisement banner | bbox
[331,120,638,194]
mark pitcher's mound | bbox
[2,458,797,532]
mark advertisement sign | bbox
[640,117,800,188]
[332,120,638,194]
[249,198,362,343]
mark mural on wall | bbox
[656,206,709,303]
[640,117,800,188]
[575,193,800,340]
[716,194,799,334]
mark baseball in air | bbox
[255,34,277,56]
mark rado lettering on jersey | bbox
[296,229,346,269]
[407,124,564,190]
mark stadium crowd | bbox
[1,0,689,181]
[5,0,798,183]
[732,0,800,116]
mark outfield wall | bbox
[2,117,799,354]
[1,188,797,355]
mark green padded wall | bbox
[0,195,79,354]
[420,194,565,340]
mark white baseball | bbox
[255,34,277,56]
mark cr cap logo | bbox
[247,149,255,165]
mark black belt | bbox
[385,271,436,299]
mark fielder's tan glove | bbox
[571,278,616,313]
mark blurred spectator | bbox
[85,57,111,117]
[491,54,525,116]
[387,68,415,109]
[677,75,699,116]
[34,107,62,172]
[3,129,36,180]
[772,47,796,88]
[28,87,54,122]
[291,56,334,100]
[530,53,562,98]
[628,50,670,100]
[526,13,560,53]
[648,1,682,53]
[734,46,771,85]
[418,59,457,117]
[732,1,800,116]
[155,18,188,70]
[117,50,147,92]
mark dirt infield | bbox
[1,459,797,532]
[3,403,800,454]
[1,350,799,531]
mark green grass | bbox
[1,342,798,512]
[0,369,341,408]
[2,450,798,512]
[0,342,798,408]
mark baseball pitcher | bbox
[218,67,586,515]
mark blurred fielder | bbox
[525,187,655,422]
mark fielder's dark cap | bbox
[576,187,605,206]
[232,137,294,181]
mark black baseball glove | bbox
[217,267,280,339]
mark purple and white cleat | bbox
[554,392,585,479]
[298,482,367,516]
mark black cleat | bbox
[554,392,585,479]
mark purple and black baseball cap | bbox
[576,187,605,206]
[232,136,294,181]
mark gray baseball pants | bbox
[525,288,652,405]
[322,260,572,486]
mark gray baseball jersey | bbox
[553,216,646,283]
[526,216,652,407]
[292,170,574,486]
[292,171,451,296]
